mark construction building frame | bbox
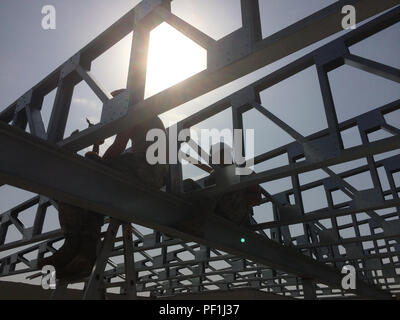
[0,0,400,299]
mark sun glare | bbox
[145,22,207,98]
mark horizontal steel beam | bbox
[0,122,391,299]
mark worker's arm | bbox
[102,130,131,161]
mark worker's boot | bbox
[37,203,82,271]
[37,232,80,270]
[57,236,99,282]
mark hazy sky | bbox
[0,1,399,289]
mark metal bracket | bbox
[303,135,341,162]
[100,89,129,124]
[230,87,257,111]
[60,54,81,79]
[133,0,170,28]
[314,39,349,70]
[16,91,33,112]
[208,28,254,72]
[357,110,386,133]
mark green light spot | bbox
[241,238,246,244]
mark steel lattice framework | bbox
[0,0,400,300]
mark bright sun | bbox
[145,22,207,98]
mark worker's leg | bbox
[58,211,103,281]
[38,203,82,271]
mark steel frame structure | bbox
[0,0,400,299]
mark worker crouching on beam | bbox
[38,89,168,282]
[183,143,263,228]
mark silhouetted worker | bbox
[184,143,262,227]
[37,141,104,281]
[38,89,168,281]
[100,89,168,189]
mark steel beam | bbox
[83,219,119,300]
[344,54,400,83]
